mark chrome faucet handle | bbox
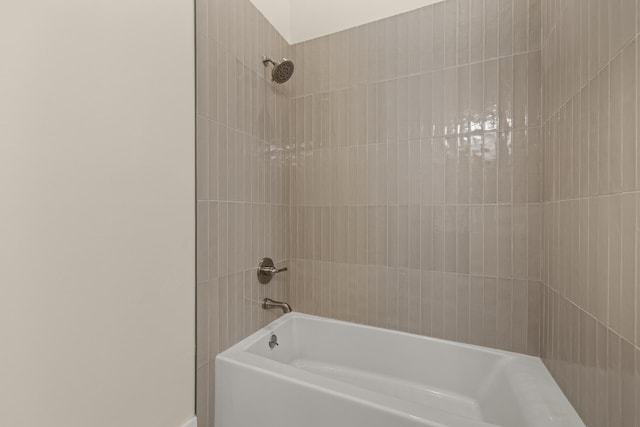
[261,265,288,275]
[257,258,287,284]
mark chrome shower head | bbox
[262,57,294,84]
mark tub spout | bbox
[262,298,292,313]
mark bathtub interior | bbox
[244,315,541,426]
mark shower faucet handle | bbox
[257,258,288,284]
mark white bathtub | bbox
[215,313,584,427]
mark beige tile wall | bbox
[195,0,292,425]
[540,0,639,425]
[195,0,640,426]
[288,0,545,356]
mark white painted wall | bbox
[291,0,443,43]
[251,0,292,42]
[251,0,443,44]
[0,1,195,427]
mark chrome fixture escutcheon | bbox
[257,257,287,284]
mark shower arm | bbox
[262,57,277,67]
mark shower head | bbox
[262,57,294,84]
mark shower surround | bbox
[540,0,639,425]
[195,0,292,425]
[196,0,640,425]
[288,0,544,356]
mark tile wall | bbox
[195,0,640,425]
[288,0,545,356]
[195,0,292,425]
[540,0,640,425]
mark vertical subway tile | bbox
[528,281,542,355]
[513,130,528,204]
[445,0,458,67]
[485,60,499,131]
[433,2,446,70]
[497,205,513,278]
[432,272,445,338]
[484,205,498,277]
[611,0,622,57]
[196,282,210,368]
[528,204,542,281]
[469,206,484,275]
[512,280,528,353]
[621,338,635,425]
[609,331,622,427]
[497,132,513,203]
[470,0,484,63]
[409,75,422,141]
[445,136,459,204]
[499,0,514,56]
[485,0,500,60]
[610,53,623,194]
[588,198,600,316]
[484,132,498,203]
[469,62,484,133]
[420,6,434,72]
[499,57,514,131]
[458,0,470,65]
[599,66,611,195]
[196,364,209,426]
[387,16,399,80]
[470,134,484,203]
[457,206,470,274]
[457,275,470,342]
[408,10,421,75]
[599,0,610,70]
[433,206,446,271]
[444,273,458,340]
[197,202,210,285]
[596,196,609,324]
[409,206,421,269]
[445,206,458,273]
[621,0,636,47]
[513,0,528,53]
[622,40,637,192]
[458,135,470,204]
[433,138,446,204]
[528,50,542,127]
[484,277,498,348]
[589,77,600,196]
[513,53,528,130]
[469,277,485,345]
[620,193,636,343]
[420,271,433,336]
[609,195,622,333]
[513,205,528,279]
[421,205,434,271]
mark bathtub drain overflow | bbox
[268,334,279,349]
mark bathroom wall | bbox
[250,0,444,43]
[290,0,444,43]
[1,1,195,426]
[195,0,292,425]
[289,0,545,355]
[539,0,639,425]
[249,0,292,41]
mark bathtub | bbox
[215,313,584,427]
